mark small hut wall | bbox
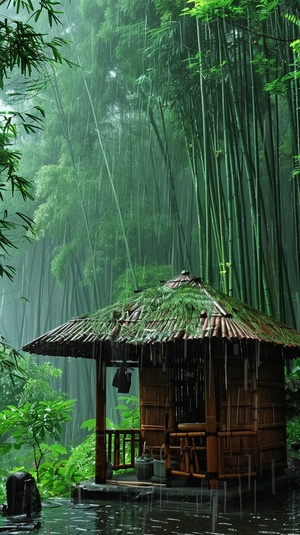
[218,356,254,475]
[218,358,253,432]
[217,344,286,476]
[255,348,286,472]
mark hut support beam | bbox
[205,354,218,489]
[251,352,258,474]
[95,354,107,484]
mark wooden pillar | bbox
[164,411,172,487]
[205,353,218,489]
[250,351,258,474]
[95,354,107,484]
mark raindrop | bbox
[223,480,227,513]
[211,490,218,532]
[248,454,252,490]
[238,476,242,519]
[271,459,275,496]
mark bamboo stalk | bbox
[51,73,102,308]
[218,431,257,437]
[169,431,206,438]
[64,19,137,290]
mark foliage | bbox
[0,341,25,407]
[108,395,140,430]
[36,444,70,498]
[0,357,74,498]
[0,341,24,383]
[0,0,72,382]
[286,415,300,452]
[10,394,140,498]
[44,394,141,495]
[26,0,300,327]
[0,355,65,411]
[0,398,75,482]
[18,360,64,406]
[0,0,71,280]
[285,358,300,419]
[0,0,299,347]
[56,430,95,489]
[113,264,173,300]
[0,394,139,498]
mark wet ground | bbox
[0,481,299,535]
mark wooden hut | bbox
[23,271,300,488]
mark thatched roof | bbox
[22,271,300,359]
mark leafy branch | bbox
[0,0,72,280]
[0,398,75,482]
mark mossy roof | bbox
[22,271,300,358]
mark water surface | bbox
[0,487,299,534]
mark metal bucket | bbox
[152,445,178,481]
[135,443,153,481]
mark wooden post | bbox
[251,351,258,474]
[95,354,107,484]
[164,411,172,487]
[205,353,218,489]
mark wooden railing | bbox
[106,427,259,481]
[106,429,141,470]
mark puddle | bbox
[0,490,299,534]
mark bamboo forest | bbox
[1,0,300,519]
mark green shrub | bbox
[286,416,300,447]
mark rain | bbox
[0,0,300,533]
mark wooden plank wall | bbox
[219,357,254,474]
[218,348,286,476]
[256,356,286,473]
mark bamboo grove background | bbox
[1,0,300,439]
